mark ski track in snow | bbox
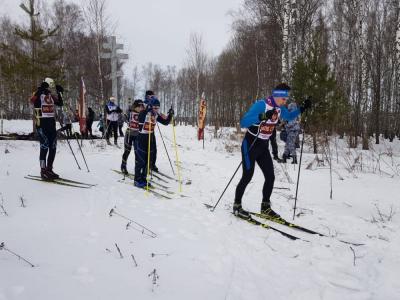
[1,120,400,300]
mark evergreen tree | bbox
[0,0,62,92]
[291,17,347,153]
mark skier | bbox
[30,78,64,179]
[282,102,301,164]
[105,96,122,145]
[134,96,174,187]
[86,107,95,138]
[233,83,311,218]
[143,90,164,172]
[121,99,145,175]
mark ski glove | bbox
[300,97,312,113]
[168,108,174,116]
[56,85,64,93]
[259,109,275,121]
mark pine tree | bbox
[291,17,347,153]
[0,0,62,92]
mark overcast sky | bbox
[1,0,243,72]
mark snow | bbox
[1,120,400,300]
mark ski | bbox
[136,186,172,200]
[250,212,364,246]
[27,175,96,187]
[233,213,303,241]
[153,170,175,181]
[250,212,323,236]
[113,169,170,188]
[112,169,169,185]
[24,176,91,189]
[117,179,172,199]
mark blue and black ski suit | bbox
[234,96,301,207]
[134,108,172,183]
[31,85,63,170]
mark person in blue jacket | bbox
[134,95,174,188]
[233,83,311,219]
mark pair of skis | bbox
[204,203,364,246]
[251,211,364,246]
[242,211,363,245]
[113,169,174,200]
[25,175,95,189]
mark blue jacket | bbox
[240,97,301,128]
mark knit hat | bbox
[151,97,160,107]
[145,90,154,97]
[133,99,144,108]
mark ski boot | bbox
[273,155,283,163]
[151,165,159,172]
[260,202,281,219]
[281,154,288,163]
[233,203,250,219]
[291,156,298,164]
[134,180,146,188]
[40,168,52,180]
[134,180,152,188]
[106,139,112,146]
[46,167,60,179]
[114,139,118,147]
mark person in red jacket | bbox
[30,78,64,179]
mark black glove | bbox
[56,84,64,93]
[300,97,312,113]
[259,109,275,121]
[168,108,174,116]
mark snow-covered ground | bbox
[1,120,399,300]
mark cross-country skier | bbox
[233,83,311,218]
[105,96,122,145]
[134,96,174,187]
[282,102,301,164]
[121,99,145,174]
[143,90,169,172]
[30,78,64,179]
[86,107,95,138]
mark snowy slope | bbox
[0,120,399,300]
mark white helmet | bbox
[109,96,116,102]
[44,77,55,89]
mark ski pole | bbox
[102,119,111,140]
[59,105,81,170]
[66,136,81,170]
[209,121,265,212]
[74,132,90,172]
[156,122,175,175]
[292,111,308,220]
[171,116,182,193]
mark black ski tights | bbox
[122,133,136,165]
[234,134,275,206]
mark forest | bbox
[1,0,399,150]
